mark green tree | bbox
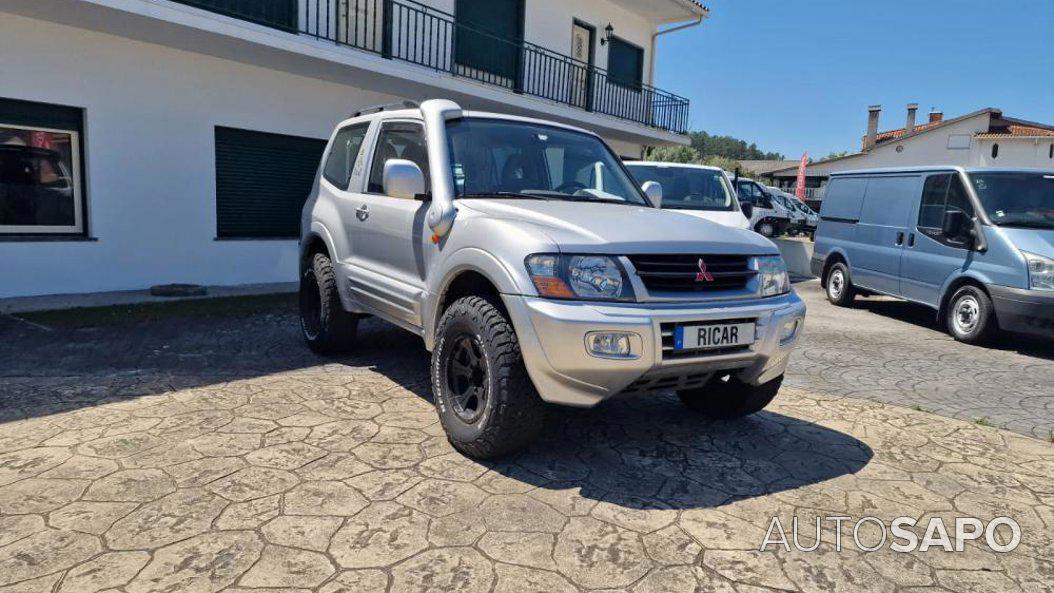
[822,151,851,161]
[700,155,741,174]
[645,145,701,164]
[688,131,784,161]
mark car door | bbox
[900,172,976,306]
[347,119,431,329]
[849,174,921,296]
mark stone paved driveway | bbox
[791,280,1054,439]
[0,306,1052,592]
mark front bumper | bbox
[990,285,1054,338]
[502,292,807,407]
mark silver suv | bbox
[300,100,806,458]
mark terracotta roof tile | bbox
[976,124,1054,138]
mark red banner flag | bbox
[794,152,808,201]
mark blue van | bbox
[812,167,1054,344]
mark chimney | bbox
[905,103,918,134]
[929,109,943,124]
[864,105,881,151]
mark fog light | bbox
[585,331,637,359]
[780,318,801,343]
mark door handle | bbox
[895,232,904,246]
[907,233,916,247]
[355,204,369,221]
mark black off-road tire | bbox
[431,296,546,459]
[677,373,783,419]
[300,253,358,354]
[825,262,856,307]
[946,285,998,345]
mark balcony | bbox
[170,0,690,134]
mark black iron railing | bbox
[170,0,690,134]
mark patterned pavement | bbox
[0,294,1051,592]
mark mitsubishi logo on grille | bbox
[696,258,714,282]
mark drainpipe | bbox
[648,9,707,87]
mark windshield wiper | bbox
[995,220,1054,229]
[458,192,550,201]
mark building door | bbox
[570,21,595,110]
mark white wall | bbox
[0,13,397,298]
[975,138,1054,168]
[0,10,651,298]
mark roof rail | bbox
[352,100,420,118]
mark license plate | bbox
[675,322,755,350]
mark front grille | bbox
[661,319,755,360]
[627,254,755,293]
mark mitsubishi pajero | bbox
[300,100,806,458]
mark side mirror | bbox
[383,159,426,201]
[941,209,970,241]
[642,181,662,208]
[739,200,754,219]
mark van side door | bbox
[900,172,977,306]
[850,174,922,297]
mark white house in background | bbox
[0,0,707,299]
[769,104,1054,199]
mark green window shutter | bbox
[170,0,298,32]
[455,0,523,80]
[0,97,83,131]
[607,38,644,88]
[215,127,327,239]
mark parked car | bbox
[766,187,808,236]
[812,166,1054,344]
[624,162,750,229]
[731,177,791,237]
[300,100,807,458]
[769,186,819,238]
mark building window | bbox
[607,37,644,89]
[991,143,999,159]
[1,98,86,235]
[215,127,327,239]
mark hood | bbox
[999,227,1054,258]
[666,208,750,230]
[457,199,778,255]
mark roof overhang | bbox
[607,0,710,24]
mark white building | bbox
[0,0,707,299]
[770,105,1054,200]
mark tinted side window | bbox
[368,122,430,195]
[918,174,950,229]
[819,177,868,221]
[323,124,369,190]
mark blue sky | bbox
[653,0,1054,159]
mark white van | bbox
[625,162,750,229]
[729,176,791,237]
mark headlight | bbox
[525,254,634,301]
[1024,251,1054,291]
[755,255,790,297]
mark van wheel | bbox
[756,221,776,237]
[677,374,783,418]
[825,262,856,306]
[431,296,546,459]
[300,253,358,354]
[947,285,998,345]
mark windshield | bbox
[625,165,735,211]
[446,118,648,205]
[969,172,1054,229]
